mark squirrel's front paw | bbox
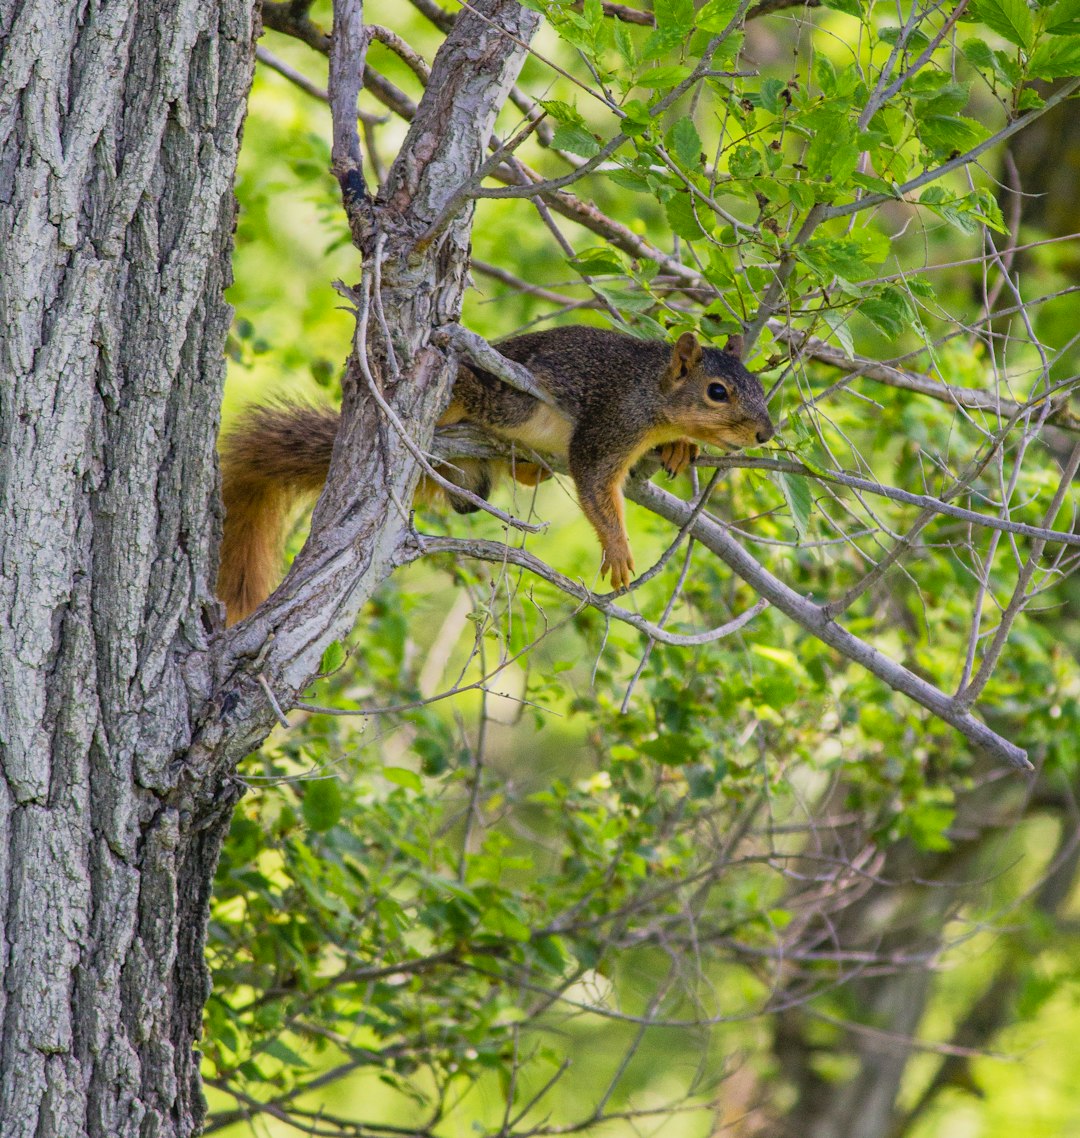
[657,438,699,478]
[601,546,635,592]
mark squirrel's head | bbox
[660,332,775,449]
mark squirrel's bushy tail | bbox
[218,404,338,625]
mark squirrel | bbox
[218,325,775,624]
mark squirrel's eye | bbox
[707,382,729,403]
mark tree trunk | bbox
[0,0,255,1132]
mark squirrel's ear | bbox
[723,334,745,361]
[671,332,703,375]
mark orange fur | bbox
[218,405,336,624]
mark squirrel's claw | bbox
[601,547,635,592]
[657,438,699,478]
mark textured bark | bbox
[0,0,538,1133]
[0,0,255,1133]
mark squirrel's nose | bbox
[756,423,774,444]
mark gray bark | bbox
[0,0,538,1133]
[2,0,253,1134]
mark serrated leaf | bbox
[570,246,626,275]
[593,285,656,313]
[637,64,694,88]
[1028,37,1080,78]
[905,275,936,299]
[668,116,703,167]
[918,114,989,157]
[759,77,788,114]
[728,144,762,178]
[822,309,854,359]
[799,230,887,286]
[539,99,585,127]
[880,26,931,50]
[608,166,654,193]
[971,0,1034,49]
[654,0,695,33]
[859,296,908,337]
[851,172,901,197]
[777,471,814,543]
[788,180,816,211]
[551,122,601,157]
[1045,0,1080,34]
[696,0,741,32]
[961,36,996,68]
[666,192,707,239]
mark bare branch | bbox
[328,0,370,238]
[413,535,770,647]
[957,440,1080,708]
[772,321,1080,434]
[628,479,1031,769]
[433,324,558,406]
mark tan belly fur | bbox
[494,403,574,457]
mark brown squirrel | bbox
[218,326,774,624]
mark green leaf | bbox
[799,229,888,286]
[551,123,602,157]
[570,246,626,275]
[320,639,346,674]
[917,114,989,158]
[383,766,423,792]
[533,935,570,973]
[1028,36,1080,77]
[777,472,814,543]
[970,0,1034,49]
[301,778,344,832]
[640,732,697,765]
[668,117,703,167]
[728,144,762,178]
[850,172,900,198]
[822,309,854,359]
[759,77,788,114]
[263,1039,310,1068]
[593,285,656,313]
[539,99,585,127]
[1045,0,1080,34]
[696,0,741,32]
[961,36,996,69]
[637,64,694,88]
[655,0,695,33]
[879,26,931,50]
[859,294,910,338]
[788,180,816,211]
[666,192,707,239]
[608,166,654,193]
